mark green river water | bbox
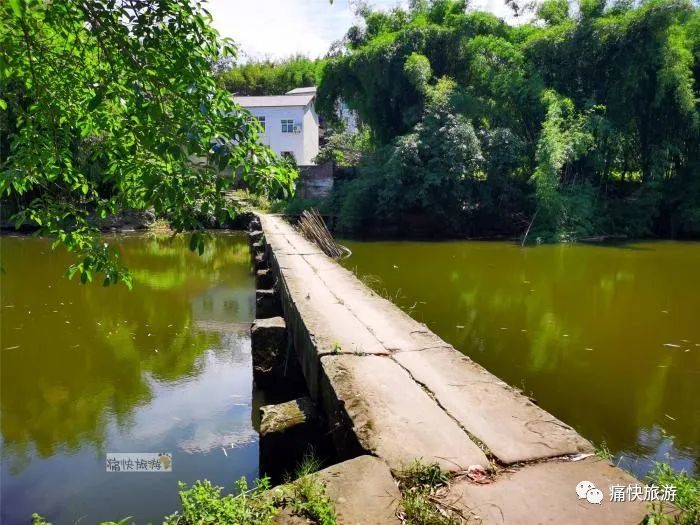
[1,233,258,524]
[341,240,700,479]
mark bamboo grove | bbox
[314,0,700,241]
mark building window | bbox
[281,119,294,133]
[257,116,265,132]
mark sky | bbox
[206,0,519,62]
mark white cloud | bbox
[205,0,362,61]
[469,0,517,19]
[205,0,526,62]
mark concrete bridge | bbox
[250,214,648,524]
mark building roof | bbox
[234,93,314,108]
[286,86,317,95]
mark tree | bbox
[320,0,699,240]
[536,0,570,25]
[1,0,295,286]
[335,78,484,234]
[217,56,324,96]
[530,90,598,240]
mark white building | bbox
[234,87,319,165]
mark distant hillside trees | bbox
[218,56,325,95]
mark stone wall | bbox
[296,162,333,199]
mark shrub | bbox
[645,463,700,525]
[163,478,278,525]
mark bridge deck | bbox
[259,214,647,524]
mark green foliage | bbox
[336,175,381,233]
[398,461,450,490]
[295,451,324,478]
[266,452,336,525]
[396,461,461,525]
[218,56,324,96]
[403,52,433,93]
[164,478,277,525]
[537,0,570,26]
[272,196,331,216]
[283,476,336,525]
[318,0,700,241]
[579,0,607,20]
[530,90,598,240]
[1,0,295,286]
[595,440,614,461]
[314,127,371,167]
[645,463,700,525]
[335,78,484,234]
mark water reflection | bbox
[0,233,256,524]
[342,240,700,478]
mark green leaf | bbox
[9,0,22,18]
[0,0,297,289]
[87,92,103,111]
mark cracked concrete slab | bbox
[394,347,593,464]
[321,354,488,471]
[448,458,648,524]
[269,248,387,398]
[302,253,449,352]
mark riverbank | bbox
[277,199,700,245]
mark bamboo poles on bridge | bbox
[296,209,346,259]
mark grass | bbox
[644,463,700,525]
[395,461,468,525]
[274,452,337,525]
[355,270,420,315]
[595,440,615,461]
[163,477,278,525]
[284,474,336,525]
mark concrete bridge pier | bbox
[247,222,332,483]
